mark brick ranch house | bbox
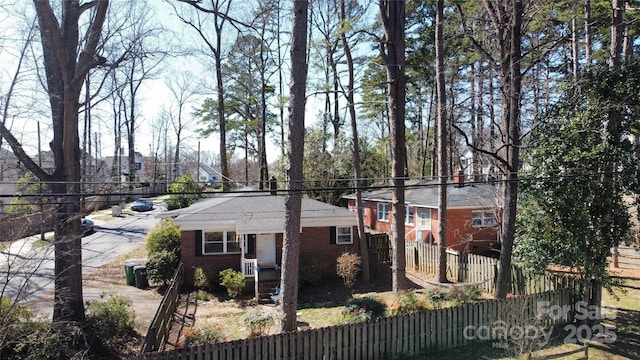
[343,176,501,256]
[164,192,359,288]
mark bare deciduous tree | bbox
[339,0,369,284]
[454,0,524,299]
[27,0,109,324]
[173,0,245,191]
[166,72,200,182]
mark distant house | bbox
[102,151,145,181]
[197,164,222,187]
[0,148,25,207]
[35,150,101,180]
[460,150,498,182]
[166,192,359,286]
[343,175,501,255]
[35,150,55,174]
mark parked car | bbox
[81,218,95,235]
[131,198,154,212]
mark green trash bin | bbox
[124,262,139,286]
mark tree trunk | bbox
[584,0,592,68]
[435,0,448,284]
[332,58,341,144]
[278,0,308,333]
[379,0,407,292]
[276,3,286,159]
[207,3,231,191]
[128,61,137,184]
[259,37,269,190]
[494,0,523,299]
[571,2,579,78]
[174,128,182,180]
[341,0,369,284]
[33,0,109,324]
[215,46,229,190]
[608,0,624,271]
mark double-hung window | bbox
[377,203,390,221]
[419,209,431,229]
[336,226,353,244]
[405,206,414,225]
[472,211,497,228]
[203,231,239,254]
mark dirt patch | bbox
[82,244,163,336]
[83,244,148,286]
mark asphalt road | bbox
[0,198,165,318]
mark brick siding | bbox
[350,199,498,254]
[181,226,360,286]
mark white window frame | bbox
[472,211,497,228]
[405,206,414,225]
[377,203,390,221]
[336,226,353,244]
[203,230,240,254]
[419,209,431,229]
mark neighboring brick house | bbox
[343,176,501,255]
[166,192,359,287]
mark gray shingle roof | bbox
[166,192,357,232]
[343,179,500,209]
[200,164,221,176]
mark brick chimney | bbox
[454,169,465,187]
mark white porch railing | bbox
[242,258,258,277]
[242,258,259,300]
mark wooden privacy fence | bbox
[509,266,583,296]
[141,262,184,353]
[406,241,498,293]
[405,241,581,296]
[366,232,391,263]
[137,289,574,360]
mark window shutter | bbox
[195,230,202,256]
[330,226,336,244]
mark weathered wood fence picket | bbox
[137,289,575,360]
[140,262,184,353]
[366,232,391,263]
[405,241,581,296]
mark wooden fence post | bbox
[457,251,468,283]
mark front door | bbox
[256,233,276,268]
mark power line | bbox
[0,168,634,201]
